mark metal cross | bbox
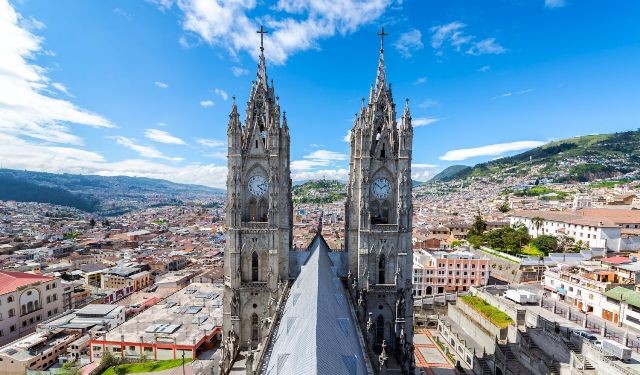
[377,27,388,50]
[257,26,268,51]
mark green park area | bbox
[460,295,513,329]
[100,359,190,375]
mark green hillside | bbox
[434,130,640,182]
[429,165,472,182]
[0,175,100,212]
[292,180,346,204]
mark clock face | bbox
[248,175,268,197]
[372,178,392,199]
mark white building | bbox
[510,208,640,252]
[0,272,65,346]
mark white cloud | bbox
[214,88,228,101]
[156,0,392,65]
[412,163,439,181]
[51,82,73,97]
[343,130,352,142]
[115,136,183,162]
[439,140,545,161]
[413,76,427,85]
[0,1,113,146]
[394,29,423,58]
[293,168,349,181]
[430,21,506,56]
[0,134,227,188]
[204,151,227,160]
[292,149,347,171]
[478,65,491,73]
[412,117,439,127]
[197,138,225,148]
[144,129,186,145]
[231,66,249,77]
[154,81,168,89]
[417,99,438,108]
[467,38,506,56]
[200,100,215,108]
[492,88,534,99]
[545,0,566,8]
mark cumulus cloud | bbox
[154,81,169,88]
[200,100,215,108]
[394,29,423,58]
[545,0,566,8]
[343,130,352,142]
[439,140,545,161]
[430,21,506,56]
[144,129,186,145]
[115,136,183,162]
[0,134,227,188]
[153,0,393,64]
[0,0,113,146]
[412,163,439,181]
[291,149,347,171]
[214,88,228,101]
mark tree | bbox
[102,219,111,227]
[497,201,510,213]
[59,361,81,375]
[100,350,116,368]
[558,235,577,253]
[469,214,487,237]
[89,218,96,227]
[532,235,559,255]
[532,216,544,237]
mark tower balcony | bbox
[241,222,269,230]
[240,281,268,289]
[369,283,398,292]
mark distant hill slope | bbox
[429,165,472,182]
[431,130,640,183]
[292,180,346,204]
[0,169,224,214]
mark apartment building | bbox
[511,208,640,251]
[101,266,152,291]
[413,249,490,297]
[0,272,64,346]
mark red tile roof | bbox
[0,271,54,295]
[601,256,632,265]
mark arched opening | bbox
[381,200,390,224]
[426,286,433,295]
[248,198,257,221]
[370,200,381,224]
[378,254,386,284]
[380,143,386,158]
[375,315,384,351]
[251,314,260,342]
[21,305,26,315]
[27,301,33,313]
[258,199,267,222]
[251,252,259,281]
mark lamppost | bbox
[182,350,186,375]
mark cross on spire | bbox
[377,27,388,51]
[257,25,268,52]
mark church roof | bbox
[263,234,370,375]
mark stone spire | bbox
[373,27,388,98]
[256,26,268,87]
[228,95,241,133]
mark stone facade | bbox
[223,41,292,350]
[344,40,415,372]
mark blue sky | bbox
[1,0,640,188]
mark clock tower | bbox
[223,28,292,351]
[345,28,414,373]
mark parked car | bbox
[571,330,597,342]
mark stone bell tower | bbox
[222,26,292,356]
[345,28,414,373]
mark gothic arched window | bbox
[381,201,390,224]
[371,200,380,224]
[248,198,257,221]
[375,315,384,348]
[258,199,268,222]
[380,143,386,158]
[378,254,386,284]
[251,313,260,342]
[252,251,259,281]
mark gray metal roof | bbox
[264,235,368,375]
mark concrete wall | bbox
[469,247,522,283]
[447,303,499,354]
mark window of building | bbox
[10,325,15,332]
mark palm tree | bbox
[532,216,544,237]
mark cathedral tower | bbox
[223,28,292,351]
[345,28,414,372]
